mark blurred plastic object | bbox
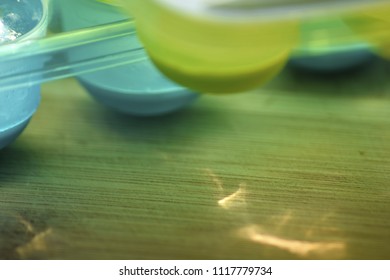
[114,0,390,93]
[114,0,298,93]
[290,45,374,72]
[290,17,374,72]
[0,0,48,150]
[58,0,198,116]
[343,1,390,59]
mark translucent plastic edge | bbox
[0,19,148,92]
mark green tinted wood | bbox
[1,60,390,259]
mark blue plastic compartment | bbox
[289,17,376,72]
[56,0,199,116]
[0,0,48,150]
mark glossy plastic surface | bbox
[58,0,198,116]
[0,0,47,150]
[115,0,390,92]
[290,17,375,71]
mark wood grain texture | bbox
[1,59,390,260]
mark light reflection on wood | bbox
[238,225,346,258]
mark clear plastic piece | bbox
[0,19,146,91]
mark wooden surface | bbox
[1,59,390,260]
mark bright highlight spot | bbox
[218,183,247,209]
[238,225,346,258]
